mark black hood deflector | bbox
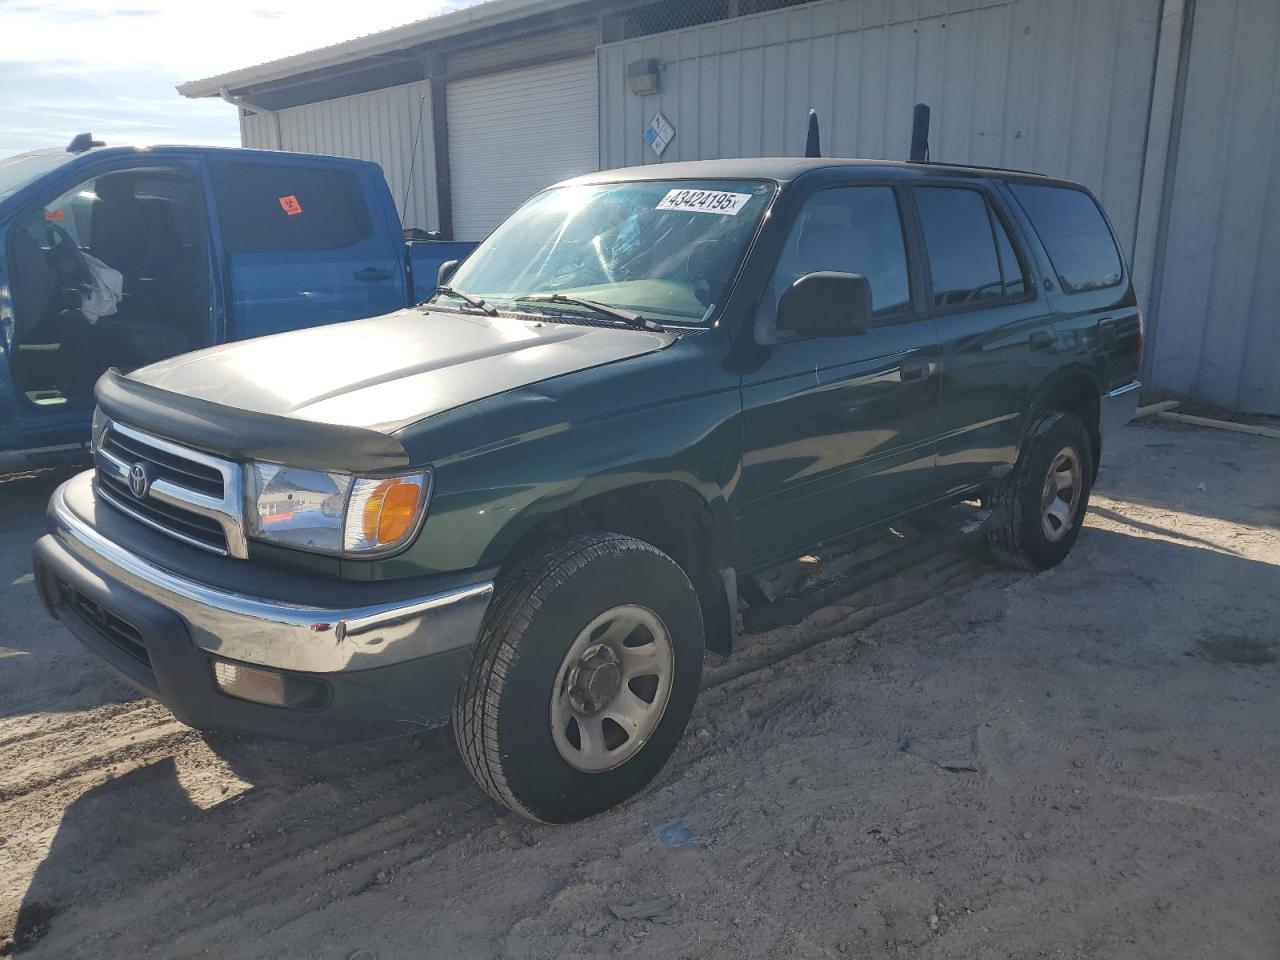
[95,369,410,474]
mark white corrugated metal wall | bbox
[225,0,1279,411]
[446,57,600,239]
[241,80,439,231]
[598,0,1162,258]
[1147,0,1280,413]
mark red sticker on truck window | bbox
[278,195,303,216]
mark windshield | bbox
[445,179,774,325]
[0,151,75,203]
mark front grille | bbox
[94,421,247,558]
[98,473,230,550]
[59,579,150,666]
[101,427,224,498]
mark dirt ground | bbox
[1,419,1278,960]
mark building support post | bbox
[423,53,454,240]
[1130,0,1196,386]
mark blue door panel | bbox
[209,158,407,341]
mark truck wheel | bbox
[988,410,1093,571]
[453,533,704,822]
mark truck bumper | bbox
[33,473,494,743]
[1100,380,1141,436]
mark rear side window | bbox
[210,161,371,254]
[915,186,1029,309]
[1009,184,1123,294]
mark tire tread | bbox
[988,410,1082,571]
[452,533,682,821]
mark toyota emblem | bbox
[128,462,150,499]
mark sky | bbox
[0,0,475,157]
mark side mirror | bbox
[776,271,872,338]
[437,259,459,288]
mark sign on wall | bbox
[645,113,675,156]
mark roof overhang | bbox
[178,0,579,98]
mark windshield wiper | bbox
[433,286,497,316]
[513,293,665,332]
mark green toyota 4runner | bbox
[34,159,1141,822]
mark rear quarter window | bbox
[210,161,371,254]
[1009,184,1123,294]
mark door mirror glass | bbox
[438,259,459,287]
[776,271,871,337]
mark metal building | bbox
[180,0,1280,414]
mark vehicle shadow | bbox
[4,723,487,957]
[8,525,1279,957]
[0,463,141,724]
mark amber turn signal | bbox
[343,472,431,554]
[362,478,422,543]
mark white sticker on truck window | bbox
[656,189,752,215]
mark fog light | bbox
[214,661,287,706]
[212,660,330,709]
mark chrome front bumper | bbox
[44,478,493,674]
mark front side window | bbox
[1010,183,1123,294]
[769,185,912,321]
[446,179,774,325]
[916,186,1028,309]
[210,161,371,254]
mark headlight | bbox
[245,462,431,557]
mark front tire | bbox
[453,533,704,822]
[988,410,1094,571]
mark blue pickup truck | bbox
[0,138,473,468]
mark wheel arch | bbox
[1028,366,1102,477]
[482,479,738,656]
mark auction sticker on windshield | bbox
[656,189,752,215]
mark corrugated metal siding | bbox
[447,22,600,75]
[599,0,1161,255]
[447,57,599,240]
[241,79,438,231]
[1148,0,1280,413]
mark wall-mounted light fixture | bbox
[626,58,661,95]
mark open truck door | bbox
[0,154,214,460]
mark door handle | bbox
[354,267,394,282]
[900,358,935,382]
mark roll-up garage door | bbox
[447,56,598,241]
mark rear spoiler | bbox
[95,369,410,474]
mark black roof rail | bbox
[917,159,1053,179]
[904,102,1050,179]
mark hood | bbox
[129,308,674,432]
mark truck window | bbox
[6,165,211,408]
[915,186,1028,309]
[210,161,371,254]
[769,186,911,321]
[1009,183,1123,294]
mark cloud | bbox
[1,0,467,156]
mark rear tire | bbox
[988,410,1093,571]
[452,533,704,823]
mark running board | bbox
[740,504,1001,634]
